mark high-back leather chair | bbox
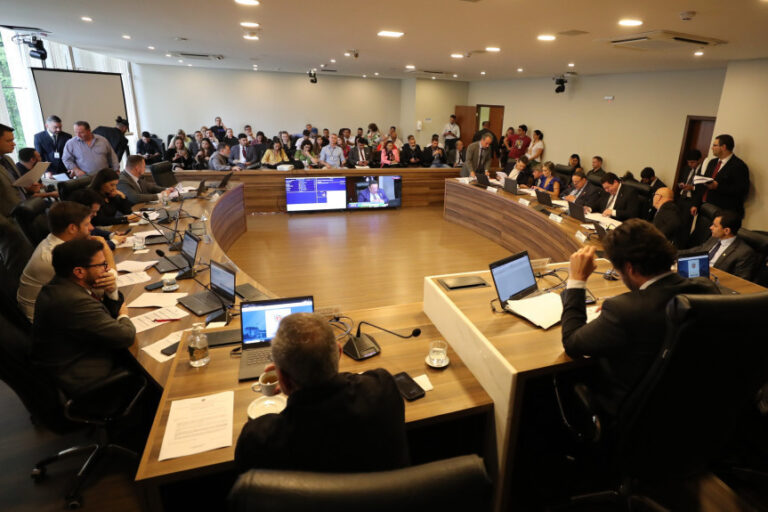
[687,202,720,248]
[228,455,492,512]
[0,217,33,328]
[736,228,768,285]
[554,164,575,189]
[11,197,49,245]
[57,175,93,201]
[150,161,177,187]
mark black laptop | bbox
[474,173,500,188]
[207,171,233,190]
[178,179,207,200]
[238,296,315,381]
[567,201,587,222]
[155,231,199,273]
[534,189,554,207]
[177,260,236,316]
[503,178,528,195]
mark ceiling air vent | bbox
[610,30,726,50]
[171,52,225,61]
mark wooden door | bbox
[454,105,477,147]
[674,116,716,184]
[484,105,505,167]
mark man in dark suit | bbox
[31,238,136,394]
[447,140,466,168]
[701,134,750,217]
[561,219,719,417]
[117,155,172,204]
[93,116,130,162]
[461,134,493,177]
[229,134,261,169]
[594,173,640,220]
[347,138,372,168]
[136,131,163,164]
[640,167,666,193]
[472,121,498,157]
[652,187,685,247]
[420,139,449,168]
[400,135,422,167]
[358,182,389,203]
[33,115,72,175]
[560,170,602,211]
[680,210,757,280]
[676,149,706,232]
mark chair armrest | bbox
[64,370,147,426]
[553,375,602,443]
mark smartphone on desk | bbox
[393,372,425,401]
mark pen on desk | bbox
[154,318,181,323]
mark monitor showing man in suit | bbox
[348,176,402,209]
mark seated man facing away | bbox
[17,201,115,322]
[117,155,174,204]
[561,219,719,418]
[209,142,242,172]
[680,210,757,281]
[651,187,685,248]
[235,312,409,473]
[31,238,135,394]
[560,170,602,211]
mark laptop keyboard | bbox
[246,350,272,365]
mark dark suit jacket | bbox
[358,188,389,203]
[92,191,134,226]
[597,184,640,220]
[34,130,72,174]
[561,274,719,417]
[653,201,685,247]
[561,182,603,210]
[400,144,422,166]
[229,144,259,165]
[235,369,409,473]
[117,170,164,204]
[447,148,466,167]
[31,276,135,393]
[137,139,162,158]
[0,155,24,217]
[420,146,446,166]
[682,236,757,280]
[93,126,129,161]
[347,147,372,167]
[703,154,749,216]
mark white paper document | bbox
[13,162,50,188]
[585,213,622,229]
[413,374,434,392]
[128,292,187,308]
[506,292,563,329]
[586,306,601,323]
[131,306,189,333]
[551,199,569,208]
[117,271,151,288]
[693,175,714,185]
[158,391,234,461]
[116,260,158,273]
[142,329,190,363]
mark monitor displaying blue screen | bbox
[677,253,710,279]
[240,297,315,347]
[347,176,402,209]
[285,177,347,212]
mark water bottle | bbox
[188,323,210,367]
[200,209,211,244]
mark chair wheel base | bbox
[30,466,46,481]
[66,494,83,509]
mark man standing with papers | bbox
[560,220,718,417]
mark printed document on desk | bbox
[131,306,189,333]
[585,213,622,229]
[128,292,188,308]
[117,260,158,273]
[158,391,234,461]
[117,271,151,288]
[505,292,563,329]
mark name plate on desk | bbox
[519,198,531,206]
[548,213,563,224]
[575,231,588,243]
[486,187,498,193]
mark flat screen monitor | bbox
[347,175,402,209]
[285,177,348,212]
[677,252,710,279]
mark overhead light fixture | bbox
[480,71,486,75]
[619,18,643,27]
[431,76,436,80]
[537,34,556,41]
[187,64,192,67]
[694,50,704,57]
[330,58,336,63]
[148,46,156,50]
[240,21,259,28]
[81,16,93,22]
[320,63,325,67]
[165,53,172,57]
[453,74,458,78]
[377,30,404,38]
[451,53,464,59]
[485,46,501,52]
[568,62,575,67]
[243,32,259,40]
[363,74,367,78]
[374,72,379,76]
[178,59,183,63]
[344,52,351,57]
[517,68,524,72]
[235,0,260,5]
[405,64,415,70]
[122,34,131,40]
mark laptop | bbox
[677,252,710,279]
[593,222,608,241]
[473,173,500,188]
[177,179,207,200]
[535,189,554,207]
[489,251,539,304]
[177,260,236,316]
[567,201,587,222]
[155,231,199,273]
[503,178,528,195]
[207,171,233,190]
[238,296,315,381]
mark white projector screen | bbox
[31,69,128,132]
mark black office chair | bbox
[57,175,93,201]
[554,164,575,188]
[555,292,768,510]
[736,228,768,285]
[687,202,720,248]
[11,197,49,245]
[619,180,652,219]
[150,161,178,187]
[0,217,34,328]
[228,455,492,512]
[586,173,603,188]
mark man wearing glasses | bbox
[31,238,134,394]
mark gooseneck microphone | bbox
[142,211,177,247]
[343,321,421,361]
[355,321,421,340]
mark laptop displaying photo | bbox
[567,201,587,222]
[155,231,199,273]
[677,252,710,279]
[177,260,236,316]
[489,251,539,303]
[238,296,315,381]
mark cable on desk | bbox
[329,315,353,340]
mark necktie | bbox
[708,241,722,262]
[572,185,583,199]
[606,193,617,212]
[477,148,485,171]
[703,160,723,202]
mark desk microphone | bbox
[156,249,230,326]
[343,321,421,361]
[141,211,177,247]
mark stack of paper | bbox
[505,292,563,329]
[693,175,714,185]
[551,199,569,208]
[158,391,234,461]
[142,329,190,363]
[128,292,187,308]
[585,213,622,229]
[116,271,152,288]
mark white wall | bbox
[711,59,768,230]
[132,64,402,140]
[468,69,726,186]
[411,79,469,147]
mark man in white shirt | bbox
[442,115,460,153]
[319,134,345,169]
[17,201,116,321]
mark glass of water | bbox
[428,340,448,367]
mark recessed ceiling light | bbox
[694,50,704,57]
[235,0,260,5]
[187,64,192,67]
[431,76,436,80]
[405,64,415,70]
[537,34,556,41]
[362,74,367,78]
[485,47,501,52]
[330,58,336,63]
[165,53,172,57]
[178,59,183,63]
[377,30,404,38]
[320,64,325,67]
[243,33,259,40]
[568,62,575,67]
[517,68,523,72]
[453,74,458,78]
[374,72,379,76]
[344,52,351,57]
[618,18,643,27]
[480,71,486,75]
[148,46,156,50]
[240,21,259,28]
[122,34,131,40]
[80,16,93,22]
[450,53,464,59]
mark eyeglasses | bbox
[83,261,109,270]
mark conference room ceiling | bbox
[3,0,768,80]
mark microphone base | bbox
[168,242,183,252]
[343,333,381,361]
[206,308,230,326]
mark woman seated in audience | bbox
[279,132,294,152]
[501,127,515,168]
[194,137,215,169]
[533,161,562,197]
[262,140,292,169]
[380,140,400,168]
[338,136,351,159]
[252,131,268,151]
[313,135,328,154]
[88,168,139,225]
[366,123,382,148]
[224,128,238,148]
[569,153,583,174]
[176,129,191,146]
[165,136,195,169]
[525,130,545,164]
[294,140,320,169]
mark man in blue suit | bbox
[33,115,72,175]
[358,181,389,204]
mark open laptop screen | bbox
[210,260,236,301]
[240,297,315,348]
[489,251,538,302]
[677,252,710,279]
[180,231,199,265]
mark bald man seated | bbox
[652,187,685,248]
